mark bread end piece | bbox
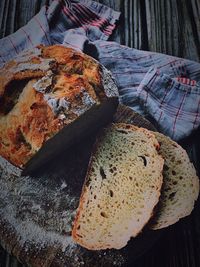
[150,132,199,230]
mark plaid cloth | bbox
[95,42,200,141]
[0,0,200,141]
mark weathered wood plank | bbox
[0,0,10,38]
[0,0,6,37]
[145,0,200,61]
[5,0,17,36]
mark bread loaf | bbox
[150,132,199,229]
[0,45,118,172]
[72,123,164,250]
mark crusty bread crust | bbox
[0,45,118,168]
[150,132,199,229]
[72,123,164,250]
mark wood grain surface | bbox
[0,1,200,267]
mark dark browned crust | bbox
[0,45,118,169]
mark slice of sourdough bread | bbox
[72,123,164,250]
[150,132,199,230]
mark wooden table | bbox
[0,1,200,266]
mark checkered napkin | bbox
[1,0,200,141]
[95,42,200,141]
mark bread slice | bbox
[72,123,164,250]
[150,132,199,230]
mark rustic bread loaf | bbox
[72,123,164,250]
[0,45,118,171]
[150,132,199,229]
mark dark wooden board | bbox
[0,105,164,267]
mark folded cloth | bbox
[0,0,120,66]
[94,41,200,141]
[137,68,200,140]
[1,0,200,141]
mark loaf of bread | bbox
[0,45,118,172]
[150,132,199,229]
[72,123,164,250]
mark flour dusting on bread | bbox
[0,45,118,168]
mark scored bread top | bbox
[150,132,199,229]
[72,123,164,250]
[0,45,118,168]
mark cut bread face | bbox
[72,123,164,250]
[0,45,118,172]
[150,132,199,230]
